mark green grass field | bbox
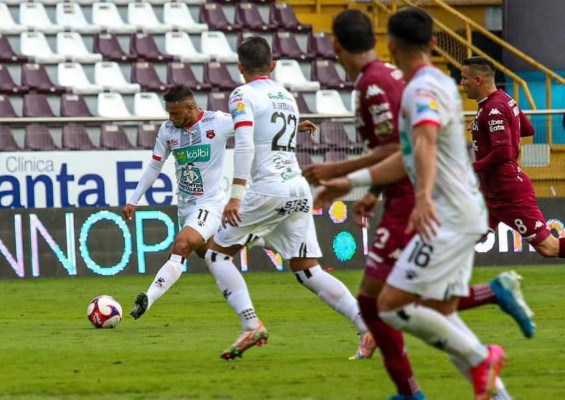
[1,266,564,400]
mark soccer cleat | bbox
[349,332,377,360]
[489,271,535,338]
[386,391,426,400]
[129,292,148,320]
[220,321,269,360]
[469,345,507,400]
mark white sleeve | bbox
[229,89,254,181]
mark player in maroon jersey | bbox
[460,56,565,259]
[302,10,524,400]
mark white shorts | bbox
[178,202,223,242]
[215,191,321,260]
[387,227,482,301]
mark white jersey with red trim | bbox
[229,77,309,197]
[153,110,234,204]
[399,66,486,231]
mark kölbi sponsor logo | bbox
[173,145,211,165]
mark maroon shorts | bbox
[364,214,413,282]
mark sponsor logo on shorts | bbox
[275,198,310,215]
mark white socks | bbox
[146,254,184,310]
[295,265,368,334]
[205,250,259,331]
[380,303,488,366]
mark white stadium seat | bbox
[20,32,66,64]
[20,2,63,34]
[200,31,238,63]
[97,92,131,118]
[133,92,167,118]
[163,2,208,34]
[92,3,136,34]
[315,89,351,115]
[68,0,97,5]
[165,32,210,63]
[127,2,172,34]
[36,0,62,5]
[273,59,321,92]
[57,32,102,64]
[94,61,141,94]
[180,0,206,4]
[0,3,26,34]
[58,62,103,95]
[55,3,100,34]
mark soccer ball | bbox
[87,295,123,329]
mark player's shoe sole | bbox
[221,321,269,360]
[349,332,378,360]
[386,391,426,400]
[469,345,508,400]
[130,292,148,320]
[489,271,535,338]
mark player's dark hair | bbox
[163,84,194,103]
[463,56,495,77]
[332,10,376,53]
[237,36,272,74]
[388,7,433,50]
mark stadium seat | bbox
[130,32,175,62]
[94,61,141,94]
[163,2,208,34]
[55,3,100,34]
[22,64,67,95]
[167,62,212,92]
[137,123,159,149]
[164,32,211,63]
[20,2,63,34]
[206,91,229,113]
[100,124,135,150]
[133,92,167,118]
[320,120,363,153]
[62,124,97,150]
[269,3,311,33]
[226,136,235,148]
[0,3,26,34]
[57,32,103,64]
[60,93,94,117]
[273,59,320,92]
[93,32,137,63]
[296,151,314,168]
[0,34,28,63]
[25,125,60,151]
[235,3,277,32]
[20,32,66,64]
[131,62,172,92]
[296,130,328,153]
[203,62,239,91]
[57,62,103,95]
[200,31,238,62]
[323,150,348,162]
[23,93,56,117]
[311,60,354,90]
[292,91,313,114]
[127,2,171,34]
[92,3,136,34]
[307,32,337,60]
[0,65,29,95]
[315,90,350,115]
[97,92,131,117]
[0,126,22,152]
[0,94,18,118]
[199,3,242,32]
[272,32,312,61]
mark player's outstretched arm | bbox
[125,157,166,218]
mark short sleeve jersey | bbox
[153,110,234,204]
[355,60,413,215]
[399,66,483,229]
[229,77,309,197]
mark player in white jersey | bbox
[204,36,373,361]
[124,84,235,320]
[314,8,508,400]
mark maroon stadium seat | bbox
[311,60,354,90]
[167,62,212,92]
[292,91,313,114]
[269,3,311,33]
[296,151,314,168]
[0,65,29,95]
[62,124,97,150]
[23,93,56,118]
[203,62,239,91]
[25,124,60,151]
[307,32,337,60]
[206,92,229,113]
[100,124,135,150]
[0,34,28,64]
[296,130,328,153]
[199,3,242,32]
[130,33,174,63]
[131,62,172,92]
[234,3,277,32]
[323,150,348,163]
[137,123,158,149]
[0,94,18,117]
[226,136,235,148]
[272,32,312,61]
[0,126,22,151]
[320,120,363,153]
[93,32,137,62]
[21,64,66,95]
[60,93,94,117]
